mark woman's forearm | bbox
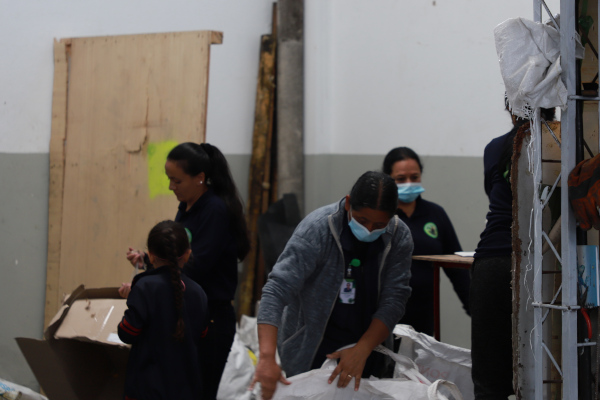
[355,318,390,352]
[258,323,279,359]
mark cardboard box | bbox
[16,285,130,400]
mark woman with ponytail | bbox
[118,220,208,400]
[125,142,250,399]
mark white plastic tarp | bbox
[217,315,261,400]
[394,324,473,400]
[494,16,583,118]
[0,378,48,400]
[272,345,463,400]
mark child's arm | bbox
[118,284,147,344]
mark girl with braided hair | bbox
[118,220,208,400]
[124,142,250,399]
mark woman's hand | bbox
[126,247,145,268]
[326,343,371,391]
[118,283,132,299]
[249,357,290,400]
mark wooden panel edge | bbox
[210,31,223,45]
[44,39,69,329]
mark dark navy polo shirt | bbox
[396,197,470,335]
[175,188,238,302]
[474,132,513,259]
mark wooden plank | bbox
[512,126,533,399]
[513,124,560,398]
[44,39,69,329]
[238,34,277,318]
[45,31,220,319]
[256,8,278,301]
[412,254,474,265]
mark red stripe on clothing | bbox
[120,318,141,336]
[201,326,208,338]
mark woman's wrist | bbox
[354,340,375,357]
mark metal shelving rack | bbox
[523,0,597,398]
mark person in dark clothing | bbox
[470,101,555,400]
[118,220,209,400]
[382,147,470,336]
[123,142,250,399]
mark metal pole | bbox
[532,4,544,399]
[560,0,580,397]
[532,112,544,400]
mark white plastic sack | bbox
[494,17,579,118]
[272,345,463,400]
[238,314,260,356]
[0,378,48,400]
[394,324,473,400]
[217,315,260,400]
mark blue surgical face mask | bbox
[397,183,424,203]
[348,211,387,242]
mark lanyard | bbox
[345,258,361,278]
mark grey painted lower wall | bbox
[0,153,49,390]
[0,152,486,390]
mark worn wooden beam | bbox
[512,121,563,399]
[238,34,277,318]
[512,124,536,399]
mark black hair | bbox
[382,147,423,175]
[147,220,190,341]
[349,171,398,217]
[167,142,250,261]
[498,99,556,181]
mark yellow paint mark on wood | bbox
[148,140,178,198]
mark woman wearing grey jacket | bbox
[251,171,413,399]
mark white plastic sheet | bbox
[0,378,48,400]
[394,324,473,400]
[217,315,260,400]
[494,16,583,118]
[272,345,463,400]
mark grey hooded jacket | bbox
[257,197,413,377]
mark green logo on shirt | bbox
[424,222,438,239]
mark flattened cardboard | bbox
[15,338,78,400]
[17,285,130,400]
[55,299,127,345]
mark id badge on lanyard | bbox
[338,258,361,304]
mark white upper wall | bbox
[305,0,561,156]
[0,0,274,154]
[1,0,560,156]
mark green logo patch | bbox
[423,222,438,239]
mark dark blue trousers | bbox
[200,302,236,400]
[470,256,514,400]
